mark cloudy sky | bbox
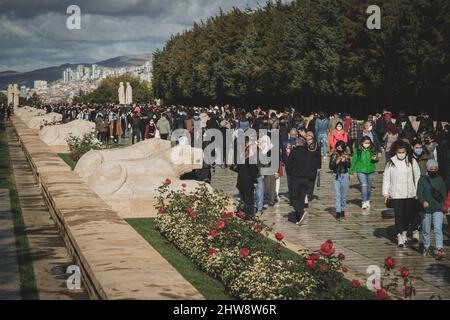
[0,0,275,72]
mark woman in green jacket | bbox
[349,136,379,211]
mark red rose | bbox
[308,253,320,261]
[400,267,409,278]
[338,253,346,261]
[275,243,283,253]
[275,233,284,241]
[253,224,261,232]
[342,267,349,273]
[191,212,197,221]
[237,211,246,219]
[384,256,395,270]
[217,220,226,229]
[210,228,218,239]
[404,286,412,298]
[320,241,335,257]
[319,264,329,273]
[186,207,194,214]
[208,248,217,257]
[240,248,250,258]
[375,288,390,300]
[159,205,166,213]
[305,259,316,269]
[226,211,234,218]
[351,279,361,287]
[164,178,172,185]
[220,211,227,217]
[181,183,187,188]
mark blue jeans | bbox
[421,211,444,249]
[255,175,264,212]
[357,173,374,202]
[332,173,349,212]
[318,133,328,158]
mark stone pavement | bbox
[211,160,450,300]
[0,188,21,300]
[7,125,89,300]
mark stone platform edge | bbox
[10,116,203,300]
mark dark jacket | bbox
[286,146,309,178]
[417,174,447,213]
[131,114,142,131]
[329,153,351,176]
[236,162,258,192]
[305,143,322,179]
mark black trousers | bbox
[239,187,255,219]
[291,177,309,220]
[307,178,316,200]
[392,198,417,234]
[132,130,141,145]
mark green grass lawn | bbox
[127,218,234,300]
[58,153,77,170]
[0,120,38,300]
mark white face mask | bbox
[363,143,371,149]
[336,126,343,131]
[397,153,406,160]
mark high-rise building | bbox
[34,80,48,89]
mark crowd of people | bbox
[6,102,450,258]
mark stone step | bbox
[0,188,21,300]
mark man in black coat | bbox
[286,137,310,225]
[235,142,258,220]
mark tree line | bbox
[152,0,450,118]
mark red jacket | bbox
[443,191,450,213]
[329,130,348,151]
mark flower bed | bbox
[155,182,375,300]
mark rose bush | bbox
[154,183,374,300]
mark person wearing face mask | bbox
[417,160,447,259]
[424,134,438,160]
[349,137,379,211]
[357,121,382,154]
[329,122,348,153]
[383,141,421,247]
[329,141,351,220]
[412,140,433,175]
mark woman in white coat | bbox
[383,140,421,247]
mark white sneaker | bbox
[412,230,420,243]
[402,231,408,245]
[362,201,367,209]
[397,234,405,247]
[366,201,371,209]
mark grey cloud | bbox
[0,0,268,72]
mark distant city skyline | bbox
[0,0,292,73]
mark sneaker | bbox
[402,231,408,245]
[436,248,446,260]
[423,247,430,257]
[341,211,346,220]
[335,212,341,220]
[397,234,405,247]
[412,230,420,244]
[296,211,308,226]
[366,201,371,209]
[362,201,368,209]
